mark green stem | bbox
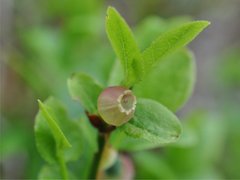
[88,133,108,179]
[58,150,68,180]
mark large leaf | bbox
[78,116,98,153]
[110,129,158,151]
[35,97,83,164]
[119,98,181,144]
[110,116,196,151]
[111,127,196,152]
[106,7,143,87]
[142,20,210,73]
[67,72,103,114]
[133,49,195,112]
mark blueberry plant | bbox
[34,7,209,179]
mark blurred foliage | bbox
[33,7,204,178]
[2,0,109,178]
[216,46,240,178]
[9,0,113,99]
[217,47,240,87]
[1,0,240,179]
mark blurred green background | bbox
[0,0,240,179]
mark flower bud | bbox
[97,86,136,126]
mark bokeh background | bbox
[1,0,240,179]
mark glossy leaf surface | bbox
[119,98,182,144]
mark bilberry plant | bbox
[34,7,209,179]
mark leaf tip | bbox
[107,6,116,14]
[201,20,210,26]
[206,20,211,25]
[195,20,211,29]
[106,6,121,22]
[37,99,44,109]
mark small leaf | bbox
[142,20,210,73]
[37,100,71,149]
[35,97,84,164]
[119,98,182,144]
[67,72,103,114]
[106,7,143,87]
[133,49,195,111]
[135,16,192,50]
[35,113,57,163]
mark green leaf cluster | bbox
[106,7,209,88]
[35,97,97,179]
[66,7,209,151]
[104,6,209,150]
[35,6,210,178]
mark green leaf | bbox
[38,165,62,179]
[106,7,143,87]
[142,20,210,73]
[38,165,76,180]
[110,112,197,151]
[35,97,84,164]
[37,100,71,149]
[78,116,98,153]
[62,117,98,179]
[67,72,103,114]
[35,114,57,163]
[110,129,160,151]
[119,98,182,144]
[133,49,195,111]
[135,16,192,50]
